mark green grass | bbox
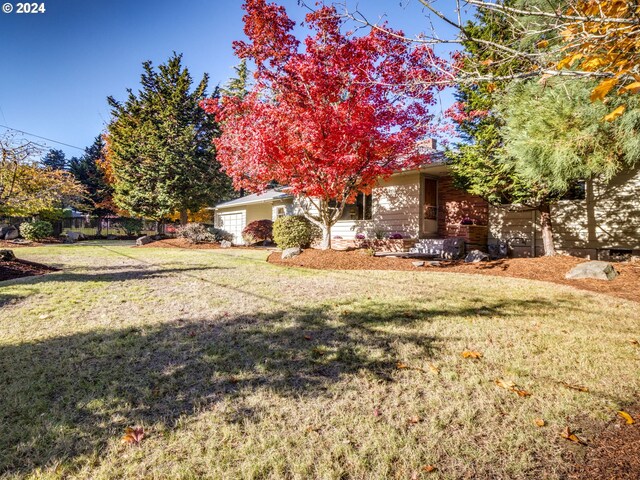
[1,242,638,479]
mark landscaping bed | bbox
[136,238,224,249]
[268,249,640,303]
[0,257,57,281]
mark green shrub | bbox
[272,215,319,249]
[206,226,234,243]
[19,221,53,241]
[117,218,144,236]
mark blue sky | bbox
[0,0,462,158]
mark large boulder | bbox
[465,250,489,263]
[565,261,618,281]
[136,235,154,246]
[64,231,85,243]
[220,240,232,248]
[282,246,301,259]
[0,224,10,238]
[4,226,19,240]
[442,237,465,260]
[0,249,15,261]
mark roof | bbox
[214,189,293,209]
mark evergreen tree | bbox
[68,136,114,233]
[41,148,68,170]
[106,53,231,225]
[221,59,250,99]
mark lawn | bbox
[1,242,638,479]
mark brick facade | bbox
[437,176,489,248]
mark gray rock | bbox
[220,240,232,248]
[488,240,508,260]
[136,235,154,246]
[465,250,489,263]
[0,249,15,261]
[282,246,301,259]
[64,231,85,243]
[412,261,425,267]
[4,226,19,240]
[427,261,442,267]
[107,235,117,240]
[0,224,10,238]
[565,260,618,281]
[442,237,465,260]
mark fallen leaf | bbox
[514,389,532,397]
[305,425,322,433]
[603,104,626,122]
[373,407,381,417]
[396,362,409,369]
[461,350,482,359]
[303,335,312,341]
[560,426,586,445]
[535,418,545,427]
[629,339,639,346]
[560,382,589,392]
[622,81,640,94]
[122,426,144,445]
[422,465,436,473]
[188,331,197,337]
[407,416,420,424]
[428,363,440,375]
[495,379,516,390]
[618,411,635,424]
[38,314,50,320]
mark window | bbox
[355,193,372,220]
[274,206,287,219]
[562,180,587,201]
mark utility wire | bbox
[0,123,85,151]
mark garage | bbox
[217,211,246,245]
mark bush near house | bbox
[272,215,319,249]
[176,223,217,244]
[242,219,273,245]
[19,221,53,241]
[206,226,233,243]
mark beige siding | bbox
[370,172,421,238]
[489,167,640,257]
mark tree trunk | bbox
[319,223,331,250]
[179,209,188,225]
[538,203,556,256]
[95,216,103,236]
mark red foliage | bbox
[242,219,273,243]
[201,0,449,207]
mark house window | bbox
[275,206,287,218]
[562,181,586,201]
[355,193,372,220]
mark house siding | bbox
[489,167,640,258]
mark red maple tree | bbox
[202,0,447,248]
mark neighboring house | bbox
[214,156,640,259]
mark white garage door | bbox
[218,211,246,245]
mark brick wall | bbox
[437,176,489,248]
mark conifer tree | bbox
[106,53,230,226]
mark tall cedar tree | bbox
[68,136,115,234]
[202,0,445,249]
[446,1,571,255]
[107,53,230,226]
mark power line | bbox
[0,124,86,151]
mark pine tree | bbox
[41,149,67,170]
[106,53,231,226]
[221,59,250,99]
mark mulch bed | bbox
[0,258,57,282]
[570,406,640,479]
[267,249,640,303]
[0,238,61,249]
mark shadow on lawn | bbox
[0,295,594,476]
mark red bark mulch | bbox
[136,238,224,249]
[0,258,58,282]
[267,249,640,303]
[570,407,640,480]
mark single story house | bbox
[214,155,640,259]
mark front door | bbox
[423,177,438,236]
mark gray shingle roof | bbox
[214,189,293,208]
